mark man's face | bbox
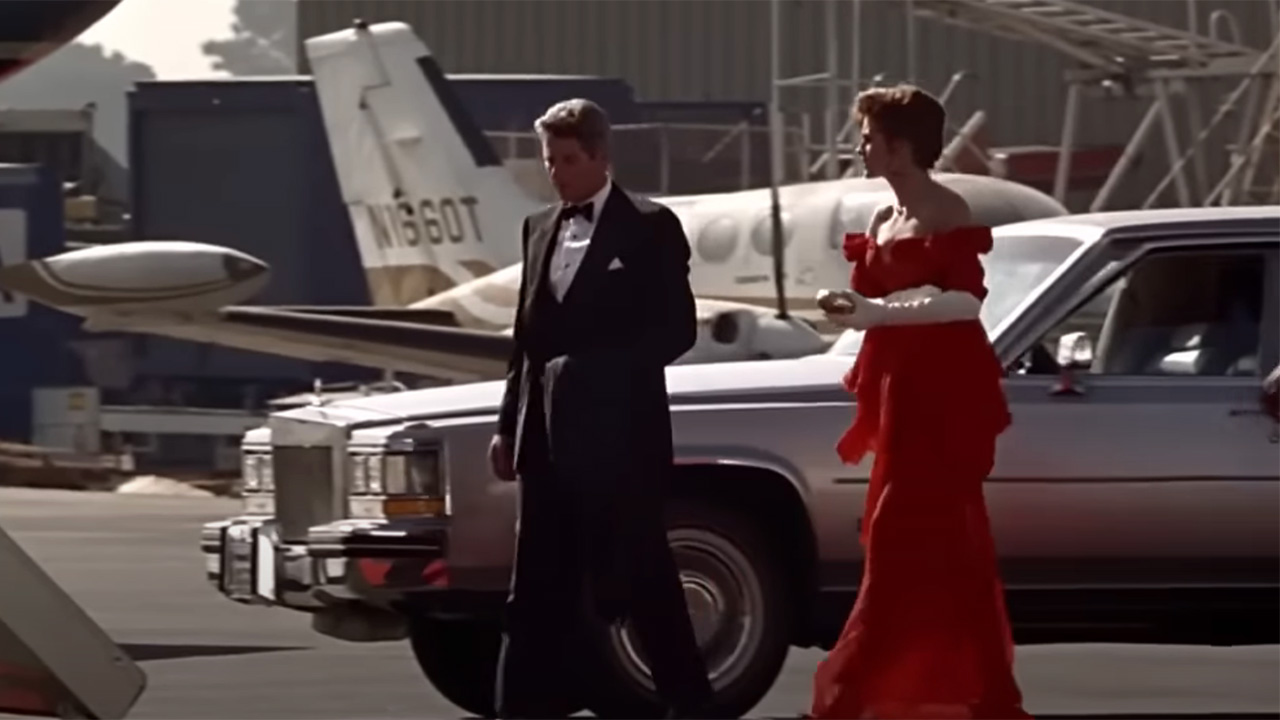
[542,135,608,204]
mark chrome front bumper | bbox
[200,514,451,611]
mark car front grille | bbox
[272,445,339,542]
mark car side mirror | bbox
[1050,331,1093,397]
[1056,331,1094,370]
[1263,363,1279,423]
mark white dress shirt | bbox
[548,178,613,302]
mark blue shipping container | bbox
[446,74,641,131]
[0,163,86,442]
[128,78,375,383]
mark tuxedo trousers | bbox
[495,407,712,718]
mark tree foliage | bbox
[0,41,156,165]
[0,41,155,91]
[202,0,298,76]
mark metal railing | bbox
[485,121,811,195]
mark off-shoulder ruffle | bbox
[842,232,870,262]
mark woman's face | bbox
[859,117,909,178]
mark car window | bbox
[980,234,1084,332]
[1022,246,1268,378]
[826,233,1081,356]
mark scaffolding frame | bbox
[767,0,984,181]
[912,0,1276,209]
[769,0,861,183]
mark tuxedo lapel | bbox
[561,185,629,308]
[524,208,561,318]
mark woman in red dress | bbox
[809,84,1033,720]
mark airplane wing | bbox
[0,240,832,383]
[84,306,513,384]
[0,242,513,383]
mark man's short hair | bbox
[853,83,946,170]
[534,98,611,159]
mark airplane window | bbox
[750,211,794,257]
[695,216,738,264]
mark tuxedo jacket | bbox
[497,182,697,481]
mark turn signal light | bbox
[383,496,446,518]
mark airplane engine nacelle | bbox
[0,241,271,315]
[682,308,829,364]
[744,312,830,360]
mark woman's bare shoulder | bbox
[932,184,974,231]
[923,184,992,254]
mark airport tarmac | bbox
[0,486,1276,720]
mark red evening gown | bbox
[809,225,1033,720]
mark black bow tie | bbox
[561,202,594,223]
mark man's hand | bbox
[488,434,516,482]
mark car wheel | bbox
[406,614,583,718]
[585,501,793,719]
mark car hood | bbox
[266,354,853,429]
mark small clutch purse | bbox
[816,288,856,315]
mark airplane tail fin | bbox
[304,21,539,307]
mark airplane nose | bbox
[222,253,269,281]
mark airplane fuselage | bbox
[395,172,1069,331]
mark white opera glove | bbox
[882,284,944,305]
[869,285,981,329]
[829,285,981,330]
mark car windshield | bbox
[826,233,1084,356]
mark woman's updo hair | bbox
[853,83,946,170]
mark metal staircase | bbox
[914,0,1260,75]
[911,0,1274,210]
[1141,35,1280,208]
[1207,74,1280,205]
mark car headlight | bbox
[390,452,444,497]
[349,450,444,497]
[348,448,448,519]
[350,453,381,495]
[240,452,273,493]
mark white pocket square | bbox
[607,258,624,270]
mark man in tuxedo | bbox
[487,98,713,719]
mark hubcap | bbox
[611,531,763,690]
[682,575,724,647]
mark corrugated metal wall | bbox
[296,0,1278,207]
